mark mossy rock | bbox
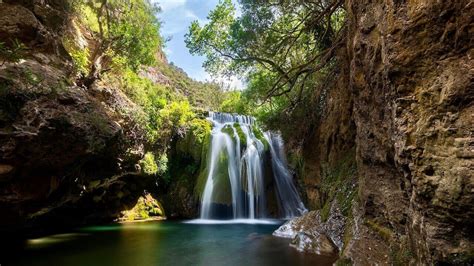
[233,123,247,147]
[120,193,165,221]
[319,149,357,218]
[194,148,232,205]
[176,118,212,162]
[252,124,270,151]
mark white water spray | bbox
[199,112,307,220]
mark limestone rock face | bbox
[0,0,148,236]
[290,0,473,264]
[345,0,473,263]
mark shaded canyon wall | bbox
[293,0,473,264]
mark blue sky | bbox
[154,0,243,89]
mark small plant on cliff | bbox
[0,39,26,66]
[140,152,168,176]
[140,152,159,175]
[157,101,195,141]
[62,37,90,74]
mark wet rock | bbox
[273,206,344,255]
[290,232,336,255]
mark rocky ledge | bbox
[273,202,344,255]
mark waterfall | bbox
[199,112,307,220]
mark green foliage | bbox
[74,0,163,73]
[186,0,345,129]
[140,152,168,176]
[154,60,226,110]
[156,153,169,176]
[62,37,90,74]
[110,68,172,142]
[158,101,195,137]
[140,152,159,175]
[0,39,26,66]
[320,149,357,221]
[189,118,212,147]
[121,194,164,221]
[219,91,251,114]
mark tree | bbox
[185,0,345,108]
[76,0,163,87]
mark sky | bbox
[153,0,244,89]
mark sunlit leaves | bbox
[76,0,163,72]
[186,0,345,127]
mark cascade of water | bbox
[265,132,308,218]
[199,112,306,220]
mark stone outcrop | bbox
[347,0,473,263]
[283,0,473,264]
[0,0,153,237]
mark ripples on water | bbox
[7,220,337,266]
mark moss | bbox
[334,258,353,266]
[194,149,233,204]
[221,124,235,138]
[176,118,212,162]
[389,235,414,266]
[191,126,213,199]
[120,194,165,221]
[209,150,232,204]
[342,218,354,251]
[366,219,394,242]
[320,149,357,218]
[233,123,247,147]
[320,201,332,222]
[252,124,269,150]
[288,151,305,181]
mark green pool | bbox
[6,220,337,266]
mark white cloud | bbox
[184,10,199,20]
[218,76,245,90]
[164,48,173,55]
[153,0,187,11]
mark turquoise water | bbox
[8,220,337,266]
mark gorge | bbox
[0,0,472,265]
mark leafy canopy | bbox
[186,0,345,122]
[77,0,163,73]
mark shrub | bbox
[140,152,159,175]
[0,39,26,66]
[62,37,90,74]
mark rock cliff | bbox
[285,0,473,264]
[0,0,209,239]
